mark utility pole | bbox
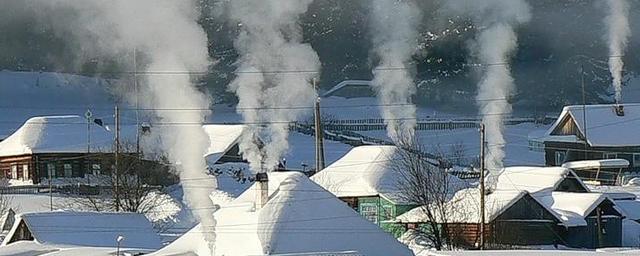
[581,63,588,161]
[49,162,53,211]
[479,123,486,250]
[134,49,140,156]
[86,109,92,185]
[114,105,121,212]
[313,78,325,173]
[596,206,603,248]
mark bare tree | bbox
[60,141,179,229]
[393,137,464,250]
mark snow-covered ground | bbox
[357,122,549,167]
[0,70,123,138]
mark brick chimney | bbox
[255,172,269,209]
[614,105,625,117]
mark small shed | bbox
[535,192,625,248]
[202,124,247,165]
[1,211,162,249]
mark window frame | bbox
[47,163,56,178]
[63,163,72,177]
[555,151,566,166]
[632,154,640,168]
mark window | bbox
[22,164,29,180]
[634,154,640,167]
[92,164,101,176]
[605,153,617,159]
[360,204,378,224]
[47,164,56,178]
[63,164,72,177]
[10,165,17,179]
[555,151,566,166]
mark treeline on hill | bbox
[0,0,638,112]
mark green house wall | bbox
[355,196,417,237]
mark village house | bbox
[397,188,563,248]
[153,172,412,256]
[536,104,640,184]
[0,117,251,187]
[395,166,626,249]
[0,211,162,255]
[0,115,139,185]
[311,145,465,237]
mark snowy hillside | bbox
[0,70,120,138]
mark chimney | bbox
[255,172,269,209]
[614,105,625,117]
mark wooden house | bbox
[536,191,624,248]
[537,104,640,183]
[153,172,413,256]
[395,166,625,249]
[311,145,464,237]
[0,116,138,185]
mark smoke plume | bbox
[370,0,422,143]
[605,0,631,104]
[23,0,218,252]
[446,0,531,188]
[228,0,320,172]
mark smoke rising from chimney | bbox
[605,0,631,104]
[446,0,531,189]
[228,0,320,172]
[370,0,422,143]
[22,0,219,253]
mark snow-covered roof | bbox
[2,211,162,249]
[588,185,638,200]
[494,166,589,194]
[395,188,529,224]
[534,192,620,227]
[311,145,408,204]
[202,124,245,164]
[155,172,412,256]
[615,199,640,221]
[322,80,373,98]
[562,159,630,170]
[0,241,155,256]
[0,115,136,157]
[544,104,640,147]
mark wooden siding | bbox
[551,115,584,139]
[0,153,136,184]
[437,194,563,249]
[544,141,640,184]
[6,219,33,245]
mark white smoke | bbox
[447,0,531,189]
[27,0,218,253]
[228,0,320,173]
[370,0,422,143]
[605,0,631,104]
